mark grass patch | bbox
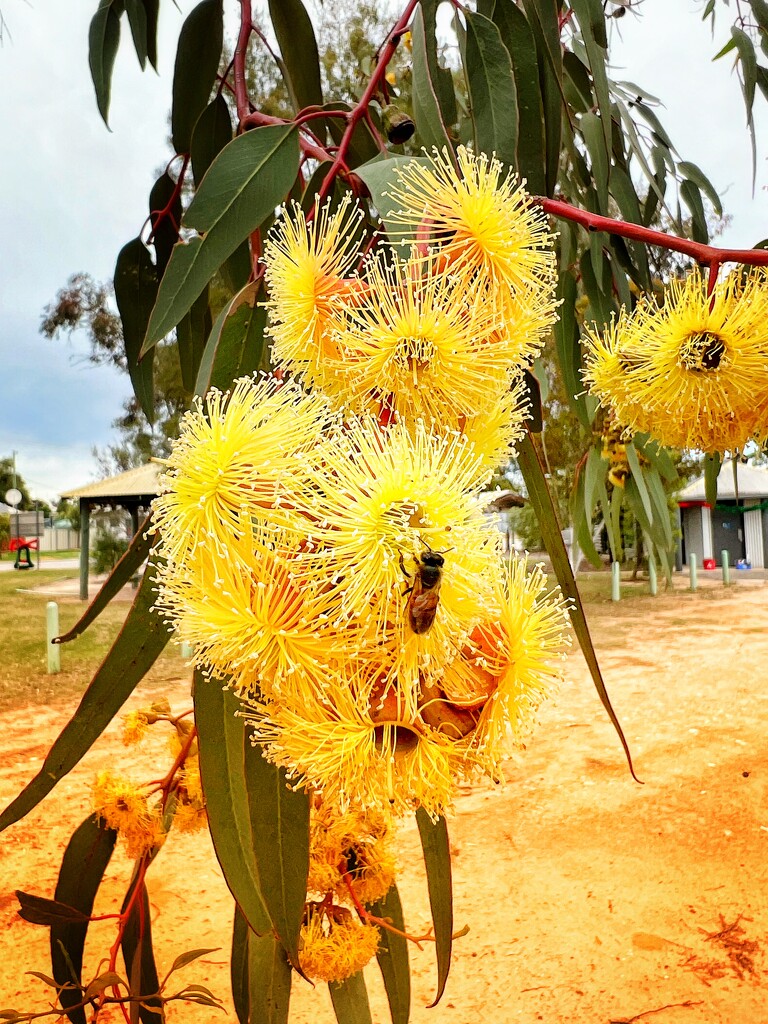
[0,569,181,710]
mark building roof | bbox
[678,459,768,502]
[60,462,162,501]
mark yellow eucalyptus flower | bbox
[245,666,462,819]
[264,196,364,391]
[92,771,165,859]
[155,526,351,695]
[583,269,768,452]
[121,710,149,746]
[325,251,511,425]
[152,375,330,565]
[299,906,380,983]
[441,557,570,768]
[308,805,396,906]
[387,146,558,353]
[288,416,498,640]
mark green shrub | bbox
[92,530,129,574]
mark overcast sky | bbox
[0,1,766,503]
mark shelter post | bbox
[79,500,90,601]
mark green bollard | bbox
[47,602,61,674]
[689,552,698,592]
[648,559,657,596]
[722,550,730,586]
[611,560,621,602]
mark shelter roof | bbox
[678,459,768,502]
[60,462,162,501]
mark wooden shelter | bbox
[61,463,161,599]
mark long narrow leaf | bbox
[50,816,117,1024]
[193,675,271,936]
[371,886,410,1024]
[517,430,639,780]
[415,810,453,1007]
[121,877,161,1024]
[329,972,373,1024]
[243,737,310,973]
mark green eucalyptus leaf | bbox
[231,908,250,1024]
[464,11,518,167]
[143,124,299,351]
[88,0,122,126]
[355,154,432,252]
[570,0,611,153]
[50,816,117,1024]
[195,281,270,397]
[114,237,157,421]
[411,6,453,153]
[0,557,170,832]
[415,810,453,1007]
[625,443,653,526]
[143,0,159,69]
[677,160,722,217]
[177,284,211,395]
[520,0,562,193]
[491,0,546,193]
[372,886,410,1024]
[121,878,161,1024]
[329,972,373,1024]
[580,111,609,210]
[191,93,233,188]
[554,271,591,428]
[608,164,651,287]
[420,0,459,128]
[680,179,708,244]
[193,675,271,937]
[244,737,310,972]
[124,0,147,67]
[246,929,292,1024]
[268,0,323,112]
[171,0,224,154]
[516,429,638,780]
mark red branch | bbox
[234,1,253,123]
[539,196,768,278]
[240,107,332,162]
[147,153,189,243]
[316,0,420,202]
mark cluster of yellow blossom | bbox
[295,803,396,982]
[153,147,570,824]
[93,703,206,855]
[583,268,768,452]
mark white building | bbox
[678,460,768,569]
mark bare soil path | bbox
[2,578,768,1023]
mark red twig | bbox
[316,0,420,202]
[234,1,253,124]
[539,196,768,269]
[147,153,189,243]
[240,107,332,162]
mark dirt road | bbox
[1,578,767,1023]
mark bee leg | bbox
[402,584,414,597]
[398,552,412,580]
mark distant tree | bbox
[0,457,31,509]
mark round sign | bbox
[4,488,22,507]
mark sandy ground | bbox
[2,576,768,1023]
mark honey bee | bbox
[401,544,446,635]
